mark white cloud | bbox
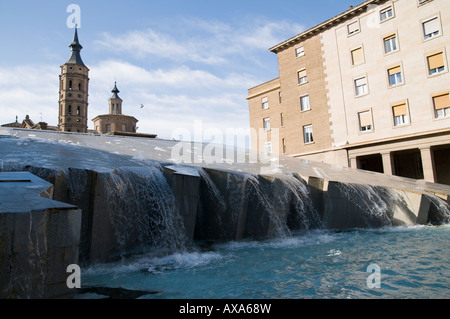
[0,65,59,125]
[86,59,253,140]
[95,29,226,65]
[94,17,305,66]
[89,60,255,90]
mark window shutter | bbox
[393,103,407,116]
[433,94,450,110]
[348,21,360,34]
[355,77,367,87]
[428,52,444,70]
[351,48,364,65]
[423,18,440,35]
[298,69,307,78]
[388,66,402,76]
[359,111,372,127]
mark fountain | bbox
[1,127,449,298]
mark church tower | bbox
[58,28,90,133]
[92,82,138,134]
[109,82,123,115]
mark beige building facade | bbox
[247,0,450,185]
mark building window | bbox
[298,69,307,85]
[106,124,111,133]
[388,66,403,86]
[418,0,433,6]
[303,125,314,144]
[280,113,285,127]
[296,46,305,57]
[76,106,81,115]
[279,92,282,104]
[392,103,409,126]
[282,138,286,154]
[347,20,360,36]
[262,97,269,110]
[68,105,72,115]
[355,77,368,96]
[265,142,272,156]
[263,118,271,131]
[422,16,441,40]
[351,47,364,66]
[300,95,311,111]
[78,83,82,91]
[380,6,394,22]
[69,80,72,90]
[384,34,398,54]
[122,124,127,131]
[427,52,446,75]
[433,93,450,118]
[358,111,373,132]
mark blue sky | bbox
[0,0,360,144]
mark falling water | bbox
[426,193,450,224]
[245,174,291,238]
[100,165,188,259]
[278,173,323,231]
[328,183,394,228]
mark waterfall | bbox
[426,193,450,225]
[100,165,188,259]
[197,168,247,240]
[245,174,291,239]
[324,182,394,229]
[278,173,323,231]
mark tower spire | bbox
[66,27,86,66]
[111,81,120,99]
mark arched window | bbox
[69,80,72,90]
[77,106,81,115]
[78,83,81,91]
[68,105,72,115]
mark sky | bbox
[0,0,361,147]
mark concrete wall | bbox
[0,172,81,299]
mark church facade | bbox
[92,82,138,134]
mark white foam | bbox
[84,251,223,276]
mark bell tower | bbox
[109,82,123,115]
[58,27,90,133]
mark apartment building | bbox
[247,0,450,185]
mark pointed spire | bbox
[70,27,83,51]
[66,27,86,66]
[111,82,121,99]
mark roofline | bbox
[247,77,280,92]
[92,114,138,122]
[269,0,385,53]
[246,80,281,100]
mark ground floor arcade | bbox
[348,132,450,186]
